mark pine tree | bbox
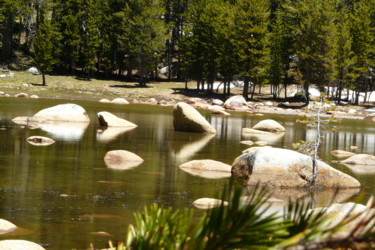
[0,0,25,61]
[54,0,82,74]
[269,8,293,99]
[120,0,168,86]
[232,0,270,100]
[80,0,101,78]
[291,0,336,104]
[32,10,61,85]
[348,0,375,104]
[332,6,354,103]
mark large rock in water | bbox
[97,111,137,127]
[33,103,90,123]
[231,147,360,188]
[179,159,232,179]
[0,240,45,250]
[309,203,373,238]
[338,154,375,165]
[173,102,216,134]
[0,219,17,234]
[252,119,285,132]
[104,150,144,170]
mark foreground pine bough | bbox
[96,183,375,249]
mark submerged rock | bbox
[27,136,55,146]
[179,159,231,179]
[192,198,228,209]
[232,147,360,188]
[104,150,144,170]
[97,111,137,127]
[173,102,216,134]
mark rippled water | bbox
[0,97,374,249]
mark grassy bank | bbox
[0,71,206,102]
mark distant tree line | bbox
[0,0,374,103]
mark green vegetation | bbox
[1,0,374,102]
[102,183,375,249]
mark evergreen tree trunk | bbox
[42,72,46,86]
[242,77,249,100]
[250,82,256,100]
[284,82,288,99]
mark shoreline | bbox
[0,71,374,121]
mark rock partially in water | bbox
[364,115,375,122]
[342,163,375,175]
[240,140,254,146]
[254,141,267,146]
[99,98,110,103]
[331,150,356,158]
[27,136,55,146]
[104,150,144,170]
[0,240,45,250]
[179,159,231,179]
[242,128,273,135]
[192,198,228,209]
[97,111,137,127]
[89,231,114,237]
[252,119,285,133]
[15,93,28,98]
[232,147,360,188]
[173,102,216,134]
[223,95,247,109]
[309,202,373,238]
[0,219,17,234]
[111,98,129,104]
[337,154,375,165]
[212,99,224,106]
[33,103,90,123]
[242,130,285,145]
[242,146,267,154]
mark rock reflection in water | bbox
[242,132,285,145]
[170,133,215,165]
[96,127,136,142]
[245,186,360,209]
[340,163,375,175]
[39,122,89,141]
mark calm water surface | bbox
[0,97,374,249]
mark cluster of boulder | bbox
[8,99,374,242]
[0,91,39,98]
[170,103,374,239]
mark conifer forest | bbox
[0,0,374,102]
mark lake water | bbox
[0,97,374,249]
